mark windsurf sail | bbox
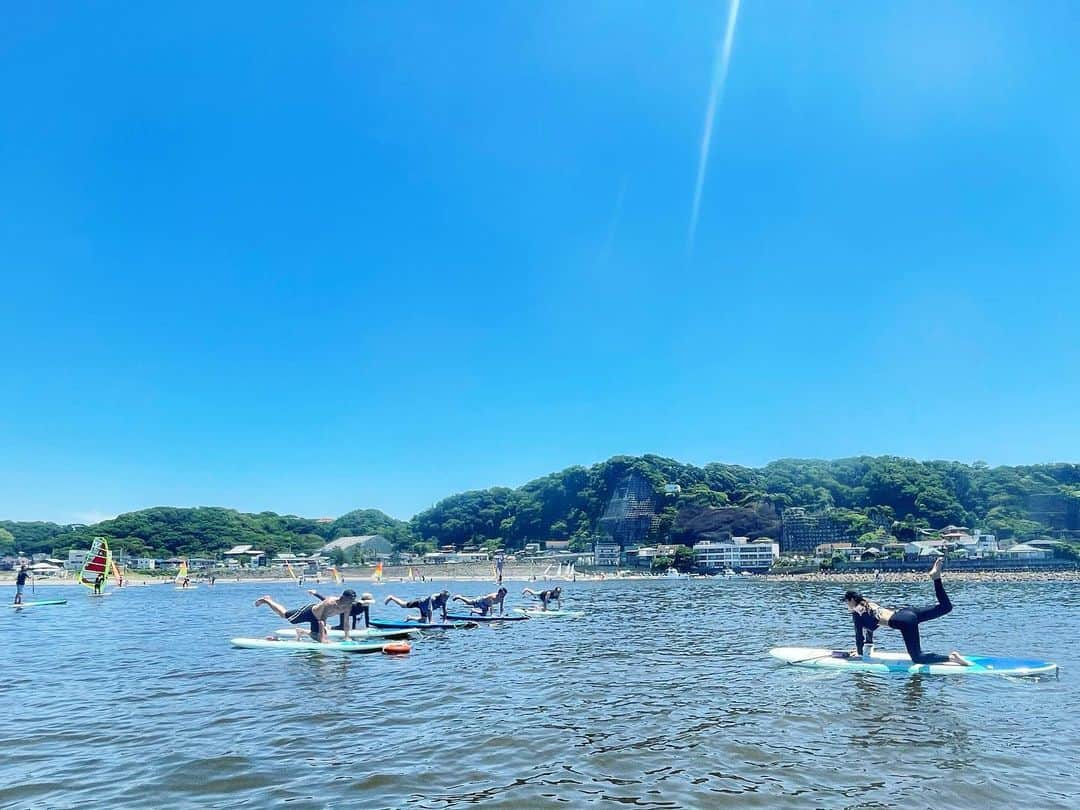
[111,558,123,586]
[374,562,383,582]
[329,566,343,585]
[79,537,112,590]
[175,559,189,585]
[285,562,297,579]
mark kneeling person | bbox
[384,590,450,623]
[452,587,508,616]
[254,589,358,642]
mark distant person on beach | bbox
[843,557,969,665]
[93,573,105,595]
[452,587,508,616]
[308,589,375,630]
[384,590,450,623]
[521,586,562,611]
[14,564,32,604]
[254,589,359,642]
[494,554,505,586]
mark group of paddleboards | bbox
[233,586,583,654]
[9,557,1060,676]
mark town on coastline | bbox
[4,458,1079,583]
[5,519,1076,586]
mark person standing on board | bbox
[843,557,969,666]
[308,589,375,630]
[521,586,562,611]
[93,573,105,595]
[14,564,33,605]
[451,587,508,616]
[494,553,505,586]
[384,590,450,623]
[254,589,359,642]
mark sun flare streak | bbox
[688,0,741,254]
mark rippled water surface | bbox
[2,577,1078,808]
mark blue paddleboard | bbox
[770,647,1058,677]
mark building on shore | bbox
[223,545,266,567]
[780,508,856,554]
[594,540,622,567]
[319,535,393,560]
[693,537,779,572]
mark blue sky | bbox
[2,2,1079,524]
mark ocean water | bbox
[1,577,1077,809]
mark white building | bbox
[593,541,622,567]
[223,545,266,566]
[693,537,779,571]
[319,535,393,559]
[998,543,1050,561]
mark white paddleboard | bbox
[273,627,420,641]
[770,647,1058,677]
[231,637,391,653]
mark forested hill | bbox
[0,508,412,560]
[3,455,1080,559]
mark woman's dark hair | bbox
[841,589,865,604]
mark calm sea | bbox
[1,577,1077,808]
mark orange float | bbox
[382,642,411,655]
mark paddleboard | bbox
[174,586,199,591]
[9,599,68,608]
[445,613,529,622]
[273,627,421,641]
[512,608,584,619]
[769,647,1059,677]
[88,592,113,598]
[371,619,478,630]
[231,637,390,653]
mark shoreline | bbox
[4,569,1080,586]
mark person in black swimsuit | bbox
[843,557,969,666]
[521,586,562,611]
[384,590,450,623]
[254,590,358,642]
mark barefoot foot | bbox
[929,557,943,580]
[948,651,971,666]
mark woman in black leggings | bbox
[843,557,970,666]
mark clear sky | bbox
[3,2,1079,525]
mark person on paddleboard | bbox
[254,589,358,642]
[451,587,508,616]
[308,589,375,630]
[843,557,969,666]
[384,590,450,623]
[14,564,33,604]
[521,586,562,611]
